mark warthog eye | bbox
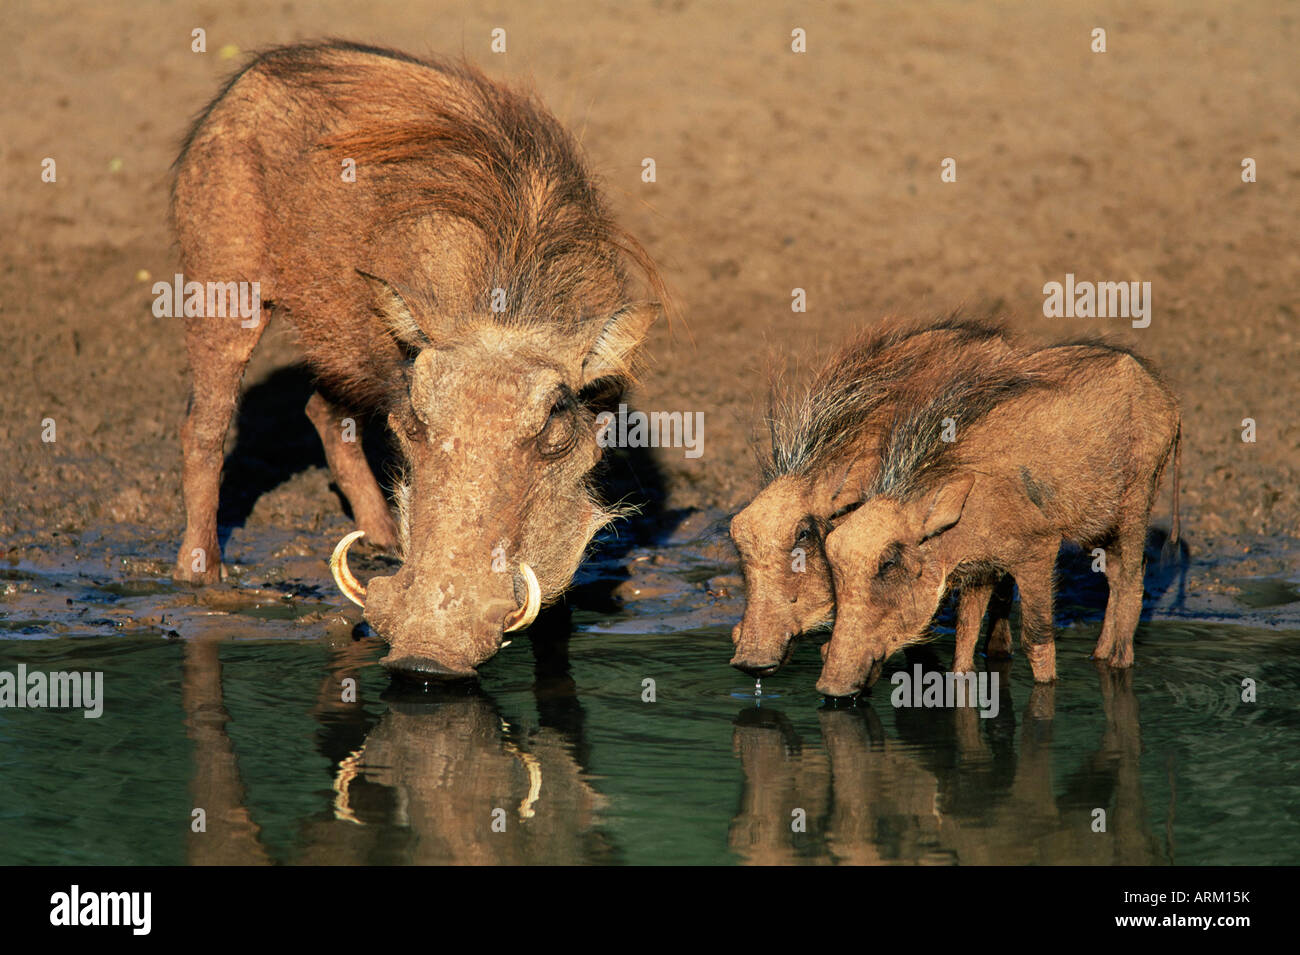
[537,386,580,458]
[876,542,903,578]
[793,517,819,549]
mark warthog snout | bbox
[331,530,541,679]
[730,657,783,678]
[729,621,797,677]
[380,653,483,681]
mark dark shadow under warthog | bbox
[914,527,1189,661]
[1039,528,1188,629]
[214,363,399,551]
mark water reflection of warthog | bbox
[183,636,613,864]
[315,694,612,864]
[729,663,1165,865]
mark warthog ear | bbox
[920,474,976,541]
[581,301,660,386]
[357,270,430,352]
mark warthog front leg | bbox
[305,391,399,552]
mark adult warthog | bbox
[170,41,664,678]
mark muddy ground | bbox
[2,1,1297,616]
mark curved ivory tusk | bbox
[330,530,368,608]
[503,562,541,633]
[500,721,543,819]
[332,745,366,825]
[515,747,543,819]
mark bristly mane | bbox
[762,314,1010,485]
[318,44,665,325]
[864,337,1157,503]
[1036,336,1167,384]
[183,40,668,329]
[865,369,1040,502]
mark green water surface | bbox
[0,615,1295,865]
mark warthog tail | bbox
[1160,420,1183,566]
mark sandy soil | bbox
[2,0,1297,581]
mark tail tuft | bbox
[1160,421,1182,564]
